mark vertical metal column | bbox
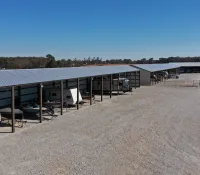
[90,77,93,105]
[110,74,112,98]
[11,86,15,133]
[39,83,43,123]
[118,74,120,95]
[60,80,63,115]
[101,76,103,101]
[77,78,79,110]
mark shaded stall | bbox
[131,64,180,86]
[0,65,139,133]
[170,62,200,73]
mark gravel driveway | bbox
[0,78,200,174]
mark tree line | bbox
[0,54,200,69]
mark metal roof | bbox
[132,64,179,72]
[0,65,138,88]
[170,62,200,67]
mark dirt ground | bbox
[0,74,200,175]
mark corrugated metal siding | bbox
[112,72,140,88]
[0,87,18,107]
[126,72,140,88]
[0,78,89,107]
[139,70,151,86]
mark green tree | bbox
[46,54,55,60]
[45,54,57,68]
[149,58,154,64]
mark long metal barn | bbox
[131,64,180,86]
[0,65,140,133]
[170,62,200,73]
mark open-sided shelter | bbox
[0,65,139,133]
[131,64,180,86]
[170,62,200,73]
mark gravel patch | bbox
[0,74,200,174]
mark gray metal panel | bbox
[0,66,139,88]
[139,70,151,86]
[132,64,179,72]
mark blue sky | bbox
[0,0,200,60]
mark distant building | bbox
[131,64,180,86]
[170,62,200,73]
